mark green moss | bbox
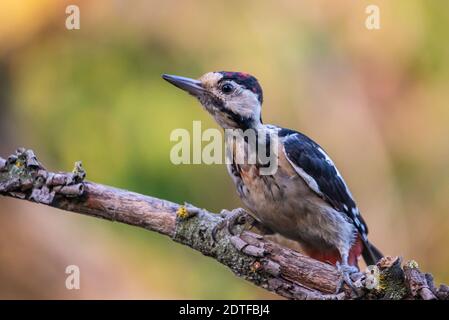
[173,211,269,286]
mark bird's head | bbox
[163,71,263,130]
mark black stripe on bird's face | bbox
[218,71,263,104]
[207,93,254,130]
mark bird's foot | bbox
[335,262,360,294]
[211,208,254,241]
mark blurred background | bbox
[0,0,448,299]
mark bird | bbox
[162,71,383,290]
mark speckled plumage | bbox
[163,71,383,269]
[226,124,362,266]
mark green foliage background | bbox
[1,0,449,298]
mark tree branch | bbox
[0,148,447,300]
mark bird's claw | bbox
[211,208,253,242]
[335,262,360,295]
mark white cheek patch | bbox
[232,90,261,117]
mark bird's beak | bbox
[162,74,204,97]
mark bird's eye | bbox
[221,83,234,94]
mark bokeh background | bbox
[1,0,448,299]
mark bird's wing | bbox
[279,128,369,240]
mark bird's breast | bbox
[225,131,357,252]
[226,141,321,236]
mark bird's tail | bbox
[362,240,383,266]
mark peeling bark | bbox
[0,148,447,300]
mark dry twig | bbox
[0,148,447,300]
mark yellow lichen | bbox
[406,260,419,269]
[378,273,387,291]
[177,206,189,219]
[250,261,262,273]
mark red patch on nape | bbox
[221,71,251,81]
[236,71,251,78]
[218,71,264,104]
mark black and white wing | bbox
[279,128,369,241]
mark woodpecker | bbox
[163,71,383,289]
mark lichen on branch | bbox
[0,148,448,300]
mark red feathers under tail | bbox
[303,235,365,270]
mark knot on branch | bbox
[0,148,86,204]
[1,148,448,300]
[404,260,437,300]
[172,204,273,287]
